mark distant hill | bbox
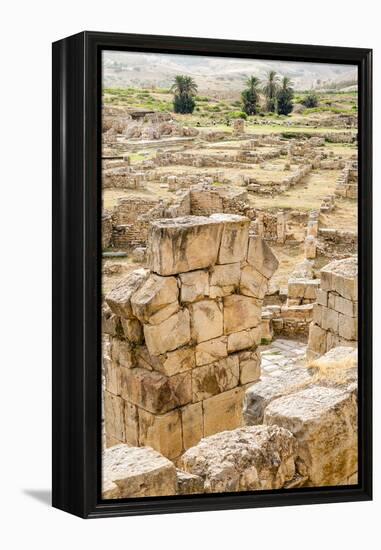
[103,51,357,93]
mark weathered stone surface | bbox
[144,309,191,355]
[155,346,195,377]
[243,368,314,425]
[308,346,357,388]
[307,324,327,357]
[104,391,125,442]
[176,469,204,495]
[321,306,339,332]
[316,289,328,307]
[264,385,358,486]
[190,299,223,343]
[320,256,358,301]
[239,349,261,384]
[338,314,357,340]
[223,295,261,334]
[181,402,203,450]
[102,444,177,498]
[147,216,222,276]
[139,408,183,459]
[179,269,209,303]
[210,213,250,264]
[210,262,241,288]
[246,237,279,279]
[192,355,240,401]
[104,356,122,396]
[121,367,191,413]
[203,386,244,437]
[195,336,228,366]
[106,268,149,318]
[124,401,139,446]
[227,327,261,353]
[110,338,134,368]
[181,425,296,493]
[131,274,179,324]
[120,318,144,344]
[240,265,268,299]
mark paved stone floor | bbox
[259,338,307,378]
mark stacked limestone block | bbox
[307,256,357,360]
[103,214,279,460]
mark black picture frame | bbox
[52,31,372,519]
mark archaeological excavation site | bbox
[100,51,358,499]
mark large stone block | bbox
[338,314,357,341]
[179,269,209,303]
[124,401,139,446]
[155,346,195,377]
[121,367,191,414]
[120,318,144,344]
[143,309,191,356]
[102,444,177,499]
[104,391,125,442]
[223,294,261,334]
[227,327,261,353]
[243,368,313,425]
[210,262,241,288]
[246,237,279,279]
[320,256,358,301]
[203,386,244,437]
[181,425,296,493]
[238,349,261,384]
[110,338,134,369]
[147,216,222,276]
[138,408,183,459]
[190,299,223,343]
[307,323,327,356]
[240,265,268,299]
[106,268,149,318]
[264,385,358,486]
[181,401,203,450]
[176,469,204,495]
[210,213,250,264]
[131,274,179,324]
[321,306,339,332]
[192,355,239,401]
[104,356,122,396]
[195,336,228,366]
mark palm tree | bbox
[277,76,294,115]
[241,76,261,115]
[171,75,198,113]
[263,70,280,112]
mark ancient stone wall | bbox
[307,256,358,359]
[111,196,158,248]
[102,212,113,250]
[335,161,358,199]
[103,214,279,459]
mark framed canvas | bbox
[52,31,372,518]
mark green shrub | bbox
[302,91,319,108]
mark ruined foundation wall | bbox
[103,214,279,459]
[307,256,358,359]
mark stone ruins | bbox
[102,215,358,497]
[101,96,358,498]
[103,214,278,460]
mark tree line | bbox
[171,71,309,116]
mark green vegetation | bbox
[263,70,280,113]
[302,91,319,108]
[171,75,198,114]
[241,76,261,115]
[276,77,294,115]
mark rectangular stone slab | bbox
[102,444,177,498]
[146,216,223,275]
[263,385,358,487]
